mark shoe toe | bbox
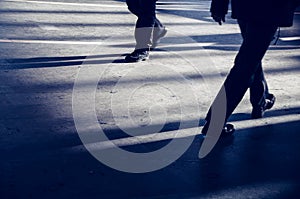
[201,122,235,136]
[221,123,235,136]
[251,94,276,119]
[124,50,149,62]
[265,94,276,110]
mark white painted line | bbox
[5,0,125,8]
[0,39,102,45]
[280,37,300,41]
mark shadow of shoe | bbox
[112,59,127,63]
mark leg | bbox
[249,62,267,108]
[250,66,276,118]
[222,20,277,121]
[239,19,271,109]
[152,18,167,49]
[126,0,139,16]
[153,18,165,39]
[202,20,277,134]
[125,0,157,62]
[134,0,157,50]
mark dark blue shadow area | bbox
[2,117,300,199]
[189,120,300,199]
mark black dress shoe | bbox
[125,49,149,63]
[202,122,235,137]
[251,94,276,119]
[265,93,276,109]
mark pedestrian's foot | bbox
[251,94,276,119]
[125,49,149,63]
[265,93,276,109]
[151,27,167,50]
[201,122,235,137]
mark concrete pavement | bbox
[0,0,300,198]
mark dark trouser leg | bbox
[126,0,139,15]
[205,20,277,125]
[249,63,269,107]
[239,20,270,108]
[126,0,157,50]
[238,20,272,108]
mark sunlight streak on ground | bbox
[68,113,300,152]
[280,36,300,41]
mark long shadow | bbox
[1,54,127,69]
[0,21,133,27]
[0,9,130,15]
[2,52,299,81]
[2,36,109,41]
[4,55,116,63]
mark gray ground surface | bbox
[0,0,300,198]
